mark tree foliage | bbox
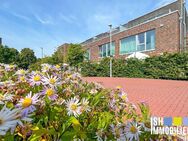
[52,45,66,63]
[17,48,37,69]
[0,45,19,64]
[0,45,37,69]
[66,44,85,67]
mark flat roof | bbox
[81,0,181,45]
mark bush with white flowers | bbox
[0,63,170,140]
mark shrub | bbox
[81,52,188,80]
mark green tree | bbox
[0,45,19,64]
[18,48,37,69]
[66,44,84,68]
[52,46,65,63]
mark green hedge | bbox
[81,52,188,80]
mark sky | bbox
[0,0,187,58]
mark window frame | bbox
[119,29,155,55]
[99,42,115,58]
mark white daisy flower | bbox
[15,69,28,76]
[53,64,61,71]
[125,122,142,141]
[80,98,90,113]
[65,97,81,117]
[18,75,27,83]
[42,74,61,87]
[0,80,15,87]
[41,63,52,73]
[4,64,17,71]
[119,91,128,102]
[41,87,58,101]
[0,93,14,105]
[0,106,21,135]
[28,74,42,86]
[30,71,41,75]
[16,92,40,116]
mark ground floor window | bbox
[120,29,155,54]
[99,42,115,57]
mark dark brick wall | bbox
[83,12,180,61]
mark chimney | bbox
[0,38,2,46]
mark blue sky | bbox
[0,0,187,58]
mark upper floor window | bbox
[84,49,90,60]
[137,32,145,51]
[99,42,115,58]
[120,29,155,54]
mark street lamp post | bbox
[109,24,112,77]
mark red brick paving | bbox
[83,77,188,117]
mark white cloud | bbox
[34,14,54,25]
[59,14,77,24]
[11,13,31,21]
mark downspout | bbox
[179,0,183,52]
[179,0,186,52]
[183,0,187,51]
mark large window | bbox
[146,30,155,50]
[120,30,155,54]
[120,36,136,54]
[99,42,115,57]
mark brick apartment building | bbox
[79,0,188,61]
[58,0,187,61]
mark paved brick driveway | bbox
[83,77,188,117]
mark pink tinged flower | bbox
[125,122,142,141]
[0,93,14,105]
[119,92,128,102]
[17,92,40,116]
[4,64,17,71]
[42,74,61,88]
[15,69,28,76]
[42,87,58,101]
[18,75,27,83]
[65,97,82,117]
[53,64,61,71]
[109,98,116,110]
[41,63,52,73]
[28,74,42,86]
[0,80,15,87]
[0,106,21,135]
